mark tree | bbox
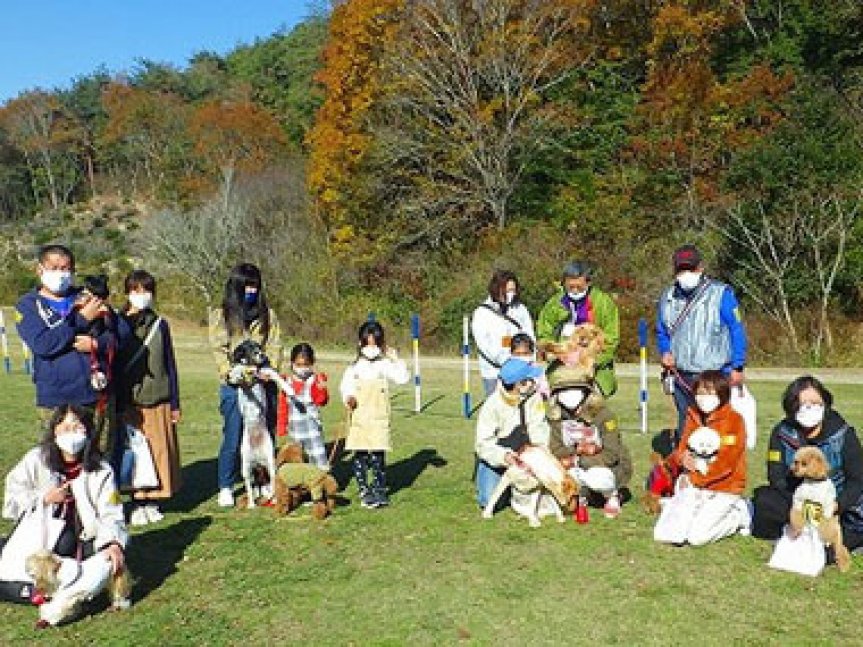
[369,0,594,245]
[189,99,287,205]
[0,91,83,209]
[101,83,191,199]
[306,0,405,248]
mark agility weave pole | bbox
[638,318,649,434]
[0,309,10,374]
[462,315,471,419]
[411,313,421,414]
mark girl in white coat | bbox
[0,405,127,621]
[471,270,535,396]
[340,321,409,509]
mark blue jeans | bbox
[475,459,504,508]
[217,383,277,489]
[217,385,242,489]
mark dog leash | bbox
[328,407,349,467]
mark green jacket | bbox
[536,285,619,396]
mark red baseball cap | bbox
[672,245,701,272]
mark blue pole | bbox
[638,318,649,434]
[411,313,421,413]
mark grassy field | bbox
[1,326,862,645]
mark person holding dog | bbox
[0,405,127,614]
[536,261,619,397]
[471,269,535,396]
[16,245,129,425]
[656,245,747,443]
[210,263,283,508]
[546,363,632,519]
[117,270,182,526]
[653,370,749,546]
[474,357,549,509]
[750,376,863,552]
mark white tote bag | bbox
[0,502,66,582]
[120,425,159,491]
[768,525,826,577]
[730,384,757,450]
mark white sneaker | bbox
[145,505,164,523]
[218,488,234,507]
[129,506,149,526]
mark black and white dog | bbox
[229,340,277,508]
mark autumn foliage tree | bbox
[306,0,405,252]
[0,91,84,209]
[189,99,287,204]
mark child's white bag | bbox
[730,384,757,450]
[768,525,825,577]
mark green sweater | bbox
[536,285,620,396]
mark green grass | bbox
[1,328,862,645]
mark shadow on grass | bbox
[127,516,213,604]
[163,459,218,513]
[326,444,447,500]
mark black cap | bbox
[672,245,701,272]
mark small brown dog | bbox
[545,323,606,379]
[789,446,851,572]
[273,443,339,520]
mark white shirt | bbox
[471,298,535,379]
[339,354,410,403]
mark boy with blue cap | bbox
[474,358,550,509]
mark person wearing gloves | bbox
[340,321,409,509]
[536,261,619,397]
[471,269,535,396]
[546,363,632,518]
[474,358,549,509]
[0,405,127,621]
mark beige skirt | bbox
[129,402,182,499]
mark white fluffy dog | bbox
[482,446,578,527]
[687,427,721,475]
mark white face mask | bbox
[676,271,701,291]
[55,431,88,455]
[292,365,313,379]
[128,292,153,310]
[796,403,825,429]
[361,346,381,360]
[696,394,720,414]
[567,290,588,301]
[41,269,73,295]
[557,389,587,411]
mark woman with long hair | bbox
[209,263,283,507]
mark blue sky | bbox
[0,0,313,102]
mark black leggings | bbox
[353,451,386,492]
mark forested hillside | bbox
[1,0,862,364]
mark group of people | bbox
[1,241,862,624]
[470,246,863,565]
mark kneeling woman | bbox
[0,405,127,616]
[654,370,748,546]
